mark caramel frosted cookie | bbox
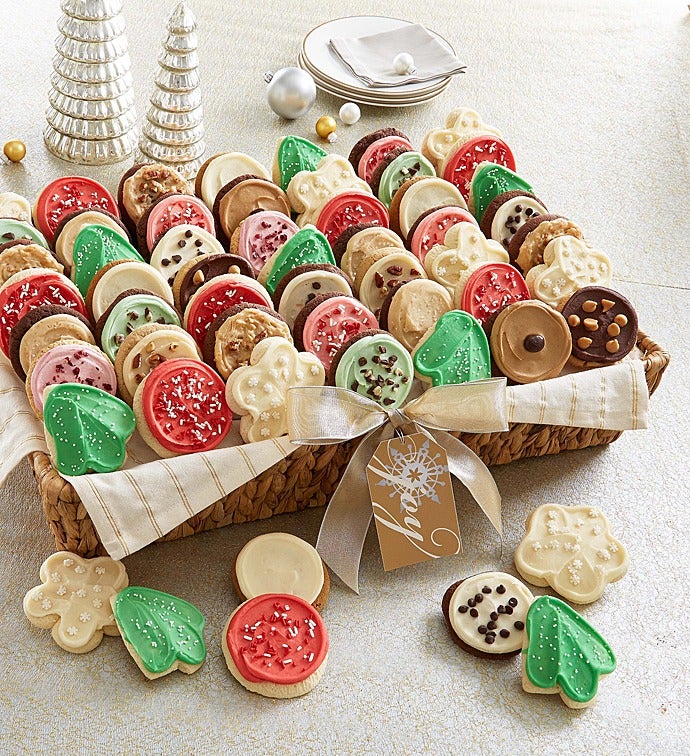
[421,107,502,172]
[150,223,224,287]
[340,225,404,281]
[481,191,547,251]
[230,210,299,276]
[560,286,638,365]
[23,551,128,653]
[348,128,412,180]
[393,176,467,240]
[213,175,290,246]
[490,300,572,383]
[379,278,453,352]
[273,136,328,191]
[136,192,215,257]
[442,572,534,658]
[0,240,63,284]
[53,208,129,274]
[225,337,324,442]
[173,252,255,314]
[329,329,413,409]
[511,216,583,272]
[9,304,94,380]
[0,191,31,221]
[196,151,271,208]
[273,263,353,329]
[354,248,426,315]
[222,594,329,698]
[454,262,530,325]
[134,358,232,457]
[203,303,292,379]
[233,533,330,611]
[114,323,201,405]
[118,163,191,234]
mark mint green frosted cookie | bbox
[378,152,435,207]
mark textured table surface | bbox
[0,1,689,753]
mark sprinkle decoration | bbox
[459,263,531,324]
[315,192,389,247]
[443,136,516,202]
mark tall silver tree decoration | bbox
[134,1,205,179]
[44,0,138,164]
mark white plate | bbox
[302,16,455,97]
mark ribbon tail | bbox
[427,429,503,536]
[315,425,391,594]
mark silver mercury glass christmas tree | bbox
[44,0,138,165]
[134,1,206,179]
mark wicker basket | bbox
[30,331,669,558]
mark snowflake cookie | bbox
[225,337,325,443]
[23,551,128,653]
[514,504,628,603]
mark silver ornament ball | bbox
[339,102,361,125]
[265,67,316,120]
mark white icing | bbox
[19,314,95,374]
[490,196,547,249]
[200,152,270,208]
[54,211,127,272]
[421,108,502,169]
[91,261,174,321]
[398,178,467,238]
[149,224,224,286]
[358,251,426,314]
[278,270,351,328]
[0,191,31,222]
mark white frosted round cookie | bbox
[150,224,224,287]
[278,270,352,328]
[357,250,426,314]
[200,152,271,208]
[398,177,467,238]
[0,192,31,222]
[386,279,452,351]
[90,261,174,321]
[491,195,548,250]
[54,210,127,272]
[340,226,404,281]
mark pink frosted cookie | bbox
[408,207,477,264]
[315,192,389,247]
[358,135,414,182]
[442,136,516,201]
[230,211,299,275]
[183,274,273,349]
[293,293,377,372]
[144,194,215,254]
[454,262,531,325]
[26,340,116,417]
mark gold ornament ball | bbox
[3,140,26,163]
[315,116,337,139]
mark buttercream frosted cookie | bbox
[0,191,31,221]
[0,241,63,284]
[112,587,206,679]
[315,191,389,247]
[354,248,426,316]
[442,572,534,658]
[329,329,413,409]
[274,263,353,329]
[394,176,467,240]
[225,337,324,442]
[118,163,191,233]
[53,209,130,273]
[466,163,532,225]
[348,128,413,181]
[480,190,548,250]
[522,595,616,708]
[134,358,232,456]
[230,211,299,275]
[340,226,405,281]
[137,192,215,256]
[515,503,629,604]
[203,303,292,379]
[23,551,128,653]
[173,252,255,313]
[222,594,329,698]
[196,151,271,208]
[233,533,330,610]
[442,138,516,202]
[150,223,224,286]
[421,107,502,172]
[407,206,477,264]
[511,216,583,272]
[490,300,572,383]
[379,279,453,352]
[114,323,201,404]
[0,218,49,248]
[272,136,328,191]
[454,262,530,324]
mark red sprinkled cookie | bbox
[443,137,516,200]
[454,262,530,325]
[315,192,389,247]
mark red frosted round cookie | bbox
[458,263,530,324]
[443,137,516,200]
[183,274,273,349]
[358,135,414,182]
[316,192,389,247]
[0,271,87,357]
[409,207,476,264]
[235,211,299,275]
[139,359,232,454]
[146,194,214,252]
[34,177,119,244]
[225,594,328,686]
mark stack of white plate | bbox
[298,16,454,108]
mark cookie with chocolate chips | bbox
[172,251,255,314]
[479,190,548,251]
[442,572,535,659]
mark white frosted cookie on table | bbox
[395,176,467,239]
[23,551,128,653]
[339,225,404,282]
[421,107,502,171]
[149,223,224,287]
[195,152,271,208]
[0,191,31,221]
[354,248,426,316]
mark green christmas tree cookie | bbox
[264,227,335,296]
[275,136,328,191]
[72,224,144,297]
[471,164,533,224]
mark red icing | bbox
[237,211,299,275]
[443,137,516,200]
[146,195,215,252]
[301,295,377,371]
[184,275,272,348]
[460,263,530,324]
[140,359,232,454]
[34,177,119,243]
[358,136,413,181]
[0,272,87,357]
[316,192,389,247]
[226,594,328,685]
[410,207,477,264]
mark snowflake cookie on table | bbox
[23,551,128,653]
[514,503,629,604]
[225,337,325,443]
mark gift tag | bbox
[366,431,461,571]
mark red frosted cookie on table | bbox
[315,192,389,247]
[230,211,299,276]
[0,269,86,357]
[454,262,531,326]
[138,193,215,257]
[407,206,477,264]
[293,293,377,372]
[442,136,516,201]
[222,593,329,698]
[33,176,119,244]
[133,358,232,457]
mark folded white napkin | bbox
[329,23,466,88]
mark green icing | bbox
[523,596,616,704]
[277,136,328,191]
[265,227,334,296]
[471,164,532,225]
[378,152,436,207]
[413,310,491,386]
[73,224,144,297]
[335,333,413,409]
[101,294,180,362]
[43,384,135,476]
[113,587,206,675]
[0,218,48,248]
